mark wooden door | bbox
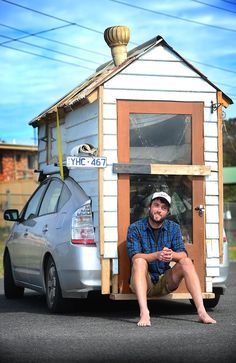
[117,100,206,293]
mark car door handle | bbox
[42,225,48,233]
[23,229,28,237]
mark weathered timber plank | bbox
[101,259,111,294]
[110,292,215,300]
[113,163,211,175]
[151,164,211,175]
[113,163,151,174]
[217,91,224,264]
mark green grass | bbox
[229,247,236,262]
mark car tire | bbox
[45,256,65,313]
[203,294,221,309]
[4,251,24,299]
[189,293,221,310]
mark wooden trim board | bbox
[110,292,215,300]
[217,91,224,263]
[113,163,211,176]
[98,85,111,294]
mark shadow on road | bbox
[0,282,200,325]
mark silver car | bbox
[189,229,229,309]
[208,229,229,308]
[3,170,229,312]
[3,171,101,313]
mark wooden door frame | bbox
[117,100,206,293]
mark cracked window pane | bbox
[130,113,192,164]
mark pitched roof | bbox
[29,35,233,127]
[0,143,37,151]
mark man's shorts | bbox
[130,271,174,297]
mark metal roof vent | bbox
[104,26,130,66]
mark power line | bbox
[212,81,236,89]
[0,0,137,45]
[110,0,236,33]
[1,25,236,78]
[0,0,103,35]
[0,22,109,57]
[220,0,236,5]
[1,1,236,78]
[190,0,236,14]
[1,43,95,70]
[0,33,100,65]
[187,58,236,74]
[0,23,74,44]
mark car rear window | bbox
[57,184,71,210]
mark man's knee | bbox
[132,257,148,271]
[177,257,194,271]
[130,258,150,293]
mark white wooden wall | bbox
[38,102,100,247]
[103,44,220,288]
[64,103,100,244]
[38,124,47,167]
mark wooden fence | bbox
[0,179,38,227]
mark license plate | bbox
[66,156,107,168]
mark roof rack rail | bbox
[34,164,69,182]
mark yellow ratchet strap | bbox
[56,107,64,181]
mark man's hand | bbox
[159,247,173,262]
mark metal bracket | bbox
[211,101,222,114]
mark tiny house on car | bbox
[29,26,233,304]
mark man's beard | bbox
[149,210,166,226]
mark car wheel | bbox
[45,257,65,313]
[203,294,221,309]
[189,293,221,310]
[4,251,24,299]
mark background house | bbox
[0,143,38,227]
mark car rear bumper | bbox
[55,243,102,298]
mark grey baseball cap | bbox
[151,191,171,206]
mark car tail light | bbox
[223,229,227,243]
[71,200,95,245]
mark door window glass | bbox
[39,179,63,216]
[130,113,192,164]
[23,183,48,220]
[130,174,193,244]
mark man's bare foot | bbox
[198,311,216,324]
[137,310,151,327]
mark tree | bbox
[223,117,236,202]
[223,117,236,167]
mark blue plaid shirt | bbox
[127,217,187,284]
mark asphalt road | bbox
[0,263,236,363]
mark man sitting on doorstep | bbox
[127,191,216,326]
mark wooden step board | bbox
[110,292,215,300]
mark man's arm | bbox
[132,249,187,264]
[132,251,160,263]
[171,250,188,262]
